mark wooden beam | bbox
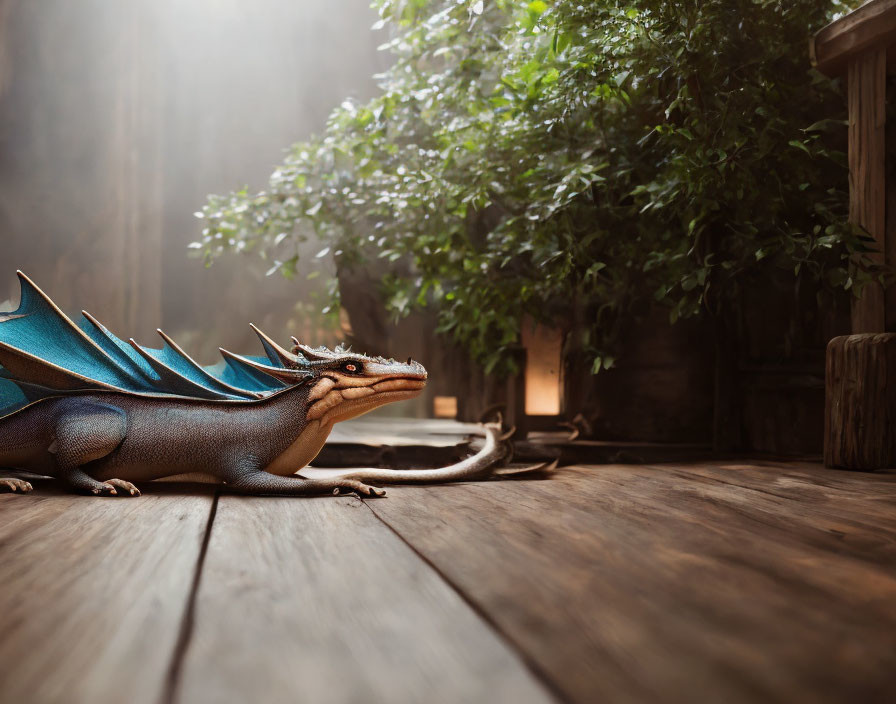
[812,0,896,76]
[848,47,887,333]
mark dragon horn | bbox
[218,348,311,384]
[250,323,298,368]
[290,340,336,362]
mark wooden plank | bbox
[812,0,896,76]
[651,460,896,555]
[849,47,888,333]
[175,495,555,704]
[0,481,213,704]
[368,465,896,704]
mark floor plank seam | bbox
[645,464,838,501]
[362,499,572,704]
[159,489,219,704]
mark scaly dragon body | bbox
[0,272,509,497]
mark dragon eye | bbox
[343,362,358,373]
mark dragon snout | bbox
[371,357,427,382]
[405,359,427,381]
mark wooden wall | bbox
[0,0,388,359]
[557,269,850,454]
[572,311,716,445]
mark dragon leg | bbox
[53,401,139,497]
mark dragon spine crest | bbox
[0,272,380,417]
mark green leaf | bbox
[197,0,854,384]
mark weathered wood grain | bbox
[848,48,887,333]
[652,460,896,562]
[0,481,213,704]
[812,0,896,76]
[175,494,555,704]
[888,70,896,331]
[825,333,896,469]
[368,465,896,704]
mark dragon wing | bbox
[0,272,307,418]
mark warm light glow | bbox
[433,396,458,418]
[522,320,563,416]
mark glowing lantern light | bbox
[433,395,458,419]
[521,319,563,416]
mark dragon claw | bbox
[106,478,141,496]
[91,479,140,497]
[332,482,386,498]
[356,482,386,498]
[0,478,33,493]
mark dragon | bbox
[0,272,520,498]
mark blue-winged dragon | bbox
[0,272,532,497]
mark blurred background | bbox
[0,0,388,373]
[0,0,864,450]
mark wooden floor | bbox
[3,460,896,703]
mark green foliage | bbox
[197,0,871,376]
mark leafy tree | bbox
[196,0,870,376]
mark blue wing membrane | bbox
[0,272,307,418]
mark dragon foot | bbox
[90,478,141,497]
[332,481,387,499]
[0,477,33,493]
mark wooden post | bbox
[826,49,889,467]
[887,67,896,334]
[848,47,887,333]
[825,334,896,469]
[813,2,895,469]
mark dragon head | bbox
[291,341,427,423]
[214,324,426,424]
[237,328,427,475]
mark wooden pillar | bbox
[826,49,889,468]
[813,0,896,469]
[886,70,896,333]
[849,48,887,333]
